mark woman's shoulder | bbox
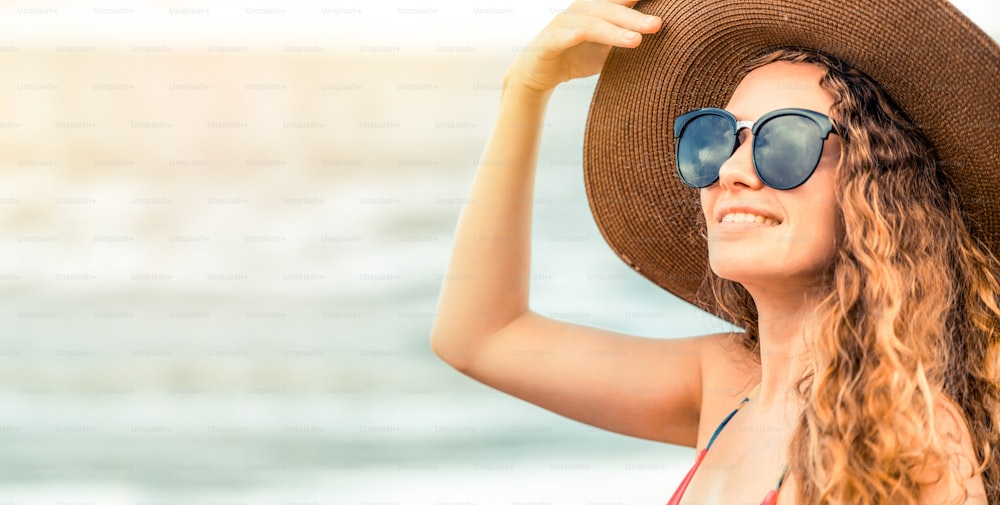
[917,394,989,504]
[698,331,760,378]
[694,332,762,410]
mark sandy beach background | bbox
[0,1,996,504]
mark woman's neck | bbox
[744,282,826,412]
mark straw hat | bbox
[582,0,1000,318]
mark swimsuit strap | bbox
[705,383,760,451]
[762,464,790,505]
[775,464,789,489]
[667,384,788,505]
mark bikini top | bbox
[666,384,788,505]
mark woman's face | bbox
[700,61,843,291]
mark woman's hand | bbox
[505,0,662,93]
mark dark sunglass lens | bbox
[676,114,734,188]
[753,115,824,189]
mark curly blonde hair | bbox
[704,48,1000,504]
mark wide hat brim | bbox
[583,0,1000,321]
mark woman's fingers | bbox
[602,0,643,7]
[545,3,661,51]
[571,18,642,50]
[537,18,637,55]
[506,0,662,92]
[557,0,662,36]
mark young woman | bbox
[430,0,1000,503]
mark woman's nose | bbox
[717,130,764,190]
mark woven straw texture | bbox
[583,0,1000,318]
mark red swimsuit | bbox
[666,385,788,505]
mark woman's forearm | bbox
[429,80,553,367]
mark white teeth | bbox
[720,212,779,226]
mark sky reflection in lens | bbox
[754,115,822,189]
[678,114,734,187]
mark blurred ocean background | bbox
[0,1,995,504]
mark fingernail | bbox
[624,31,638,40]
[644,16,658,25]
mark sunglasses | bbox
[673,107,840,190]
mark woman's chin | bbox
[709,257,833,296]
[710,255,798,280]
[708,256,775,283]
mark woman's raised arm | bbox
[429,1,721,446]
[431,0,660,368]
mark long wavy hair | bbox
[702,48,1000,504]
